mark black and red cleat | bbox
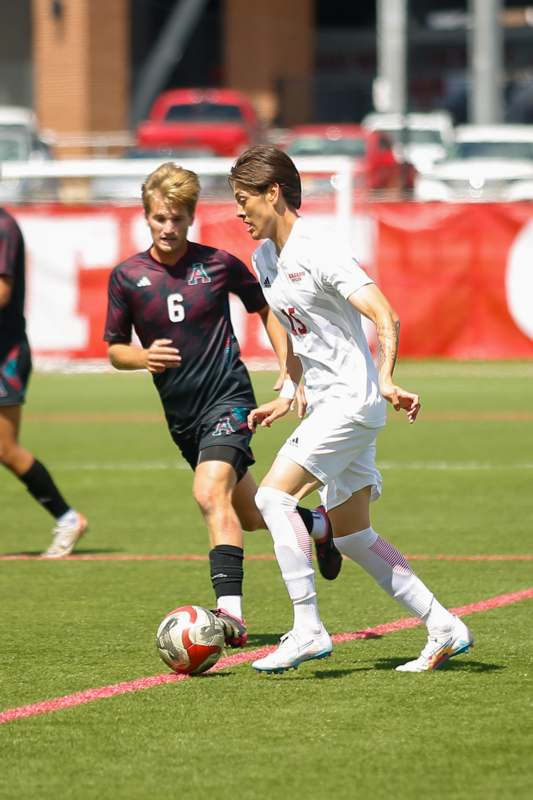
[312,506,343,580]
[212,608,248,647]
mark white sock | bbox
[255,487,322,633]
[423,598,456,632]
[56,509,78,527]
[216,595,243,620]
[308,509,328,541]
[334,527,453,624]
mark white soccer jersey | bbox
[252,217,386,427]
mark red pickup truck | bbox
[136,88,261,157]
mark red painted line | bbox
[0,553,272,562]
[409,554,533,562]
[1,553,532,562]
[26,412,164,423]
[1,587,532,726]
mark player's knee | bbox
[254,486,272,516]
[193,480,227,517]
[255,486,297,516]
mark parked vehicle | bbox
[361,111,454,174]
[415,124,533,201]
[135,88,261,157]
[282,123,413,195]
[0,106,53,201]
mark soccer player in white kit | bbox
[229,145,474,673]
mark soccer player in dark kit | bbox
[104,162,342,647]
[0,206,87,557]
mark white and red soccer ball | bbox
[156,605,225,675]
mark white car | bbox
[361,111,454,173]
[0,106,53,201]
[415,124,533,201]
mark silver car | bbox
[415,124,533,201]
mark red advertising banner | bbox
[7,201,533,361]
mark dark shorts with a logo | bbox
[0,339,32,407]
[166,404,255,481]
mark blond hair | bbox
[142,162,200,216]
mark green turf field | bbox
[1,362,532,799]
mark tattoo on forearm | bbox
[376,317,400,374]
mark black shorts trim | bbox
[168,404,255,480]
[197,445,253,483]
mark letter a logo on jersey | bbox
[188,263,211,285]
[212,417,235,437]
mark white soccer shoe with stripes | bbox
[41,512,88,558]
[396,616,474,672]
[252,626,332,674]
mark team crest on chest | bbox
[188,263,211,285]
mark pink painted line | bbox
[0,553,274,562]
[1,587,532,726]
[1,553,532,563]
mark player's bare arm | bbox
[348,283,421,423]
[108,339,181,374]
[0,275,13,308]
[248,337,304,430]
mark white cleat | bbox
[396,615,474,673]
[252,626,332,674]
[41,513,88,558]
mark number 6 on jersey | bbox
[167,292,185,322]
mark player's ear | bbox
[267,183,280,203]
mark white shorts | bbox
[278,403,384,511]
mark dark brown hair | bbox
[229,145,301,209]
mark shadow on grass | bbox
[246,666,374,681]
[246,633,283,647]
[373,658,505,673]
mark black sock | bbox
[297,506,314,534]
[209,544,244,599]
[19,459,70,519]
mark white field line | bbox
[47,460,533,471]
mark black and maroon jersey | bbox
[0,208,26,360]
[104,242,267,433]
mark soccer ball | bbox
[156,605,225,675]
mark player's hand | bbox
[145,338,181,374]
[248,398,293,430]
[380,380,421,423]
